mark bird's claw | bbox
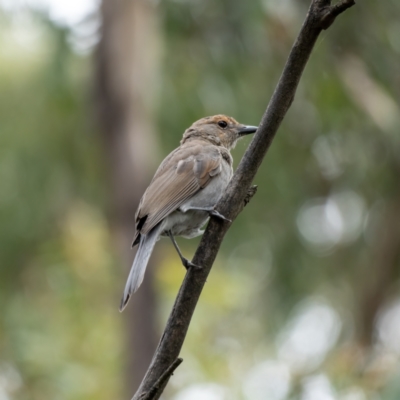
[182,258,201,270]
[209,209,231,223]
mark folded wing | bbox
[134,142,222,238]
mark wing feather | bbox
[135,142,222,235]
[144,178,199,230]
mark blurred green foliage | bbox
[0,9,120,400]
[1,1,400,400]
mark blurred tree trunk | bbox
[95,0,162,395]
[357,189,400,346]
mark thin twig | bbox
[320,0,356,29]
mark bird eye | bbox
[218,120,228,128]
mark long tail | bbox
[119,223,163,312]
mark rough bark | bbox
[95,0,162,395]
[132,1,355,399]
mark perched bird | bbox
[120,115,257,311]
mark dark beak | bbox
[238,125,258,136]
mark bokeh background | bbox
[1,0,400,399]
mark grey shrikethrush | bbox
[120,114,258,311]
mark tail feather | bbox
[119,223,162,312]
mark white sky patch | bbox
[296,191,366,254]
[242,360,291,400]
[276,298,342,373]
[0,0,99,27]
[301,374,337,400]
[0,0,100,53]
[174,384,228,400]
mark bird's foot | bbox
[182,257,201,270]
[208,209,231,223]
[181,206,231,222]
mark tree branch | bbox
[138,358,183,400]
[132,1,355,399]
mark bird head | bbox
[181,115,258,150]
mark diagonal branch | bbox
[132,1,355,399]
[138,358,183,400]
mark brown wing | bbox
[133,141,222,239]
